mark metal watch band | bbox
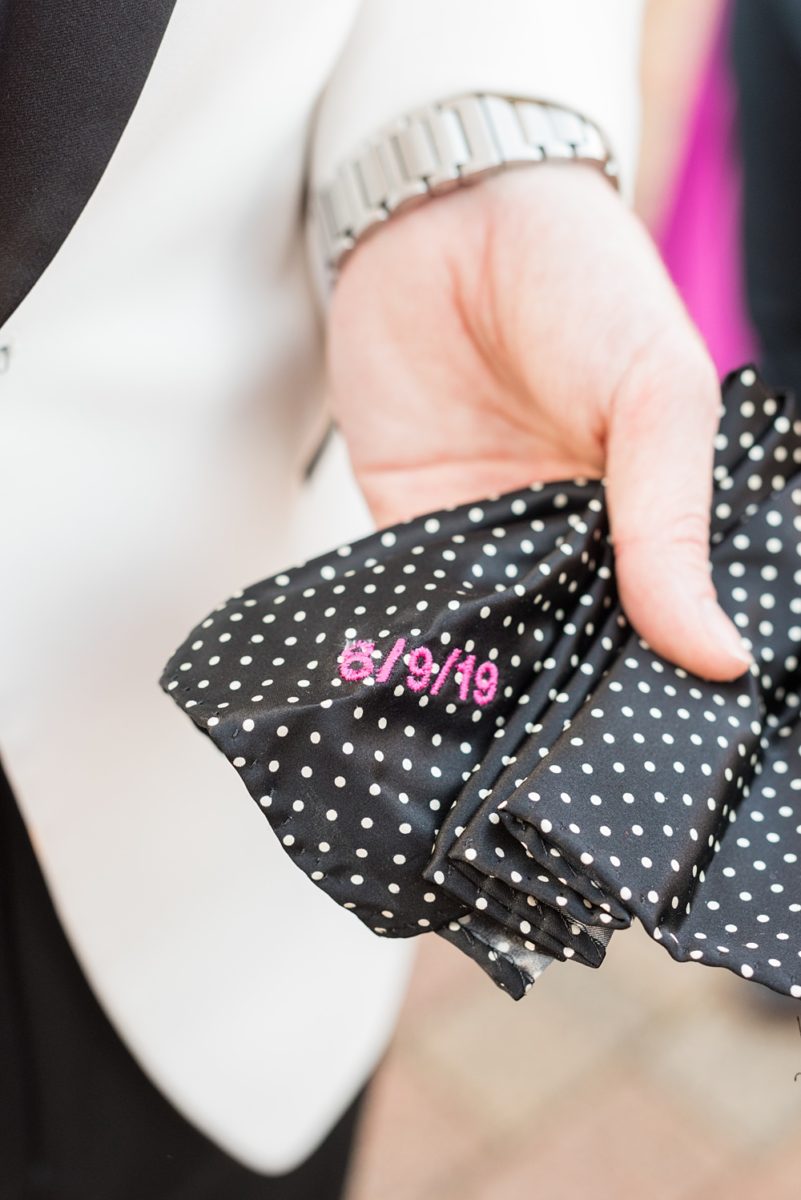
[311,93,618,287]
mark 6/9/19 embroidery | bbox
[338,636,499,707]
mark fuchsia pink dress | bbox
[657,6,755,375]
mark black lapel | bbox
[0,0,178,328]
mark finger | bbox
[605,341,753,682]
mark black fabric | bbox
[163,366,801,1002]
[0,765,368,1200]
[0,0,177,329]
[732,0,801,398]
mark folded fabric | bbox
[161,365,801,1001]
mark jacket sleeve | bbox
[308,0,646,212]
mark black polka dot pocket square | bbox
[161,366,801,1000]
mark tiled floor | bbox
[345,925,801,1199]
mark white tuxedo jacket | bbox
[0,0,643,1172]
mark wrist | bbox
[309,93,617,303]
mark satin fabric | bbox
[163,365,801,1001]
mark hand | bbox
[325,164,752,683]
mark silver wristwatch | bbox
[310,93,618,289]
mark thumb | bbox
[605,344,753,682]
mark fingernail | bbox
[701,597,753,666]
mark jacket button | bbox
[0,346,9,374]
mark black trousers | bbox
[0,766,367,1200]
[732,0,801,398]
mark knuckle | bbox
[614,328,720,426]
[662,507,712,550]
[614,508,711,557]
